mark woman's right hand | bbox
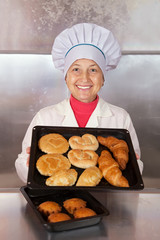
[26,147,31,167]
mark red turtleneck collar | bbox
[70,95,99,127]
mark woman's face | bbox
[65,59,104,103]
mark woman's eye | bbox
[90,68,97,72]
[73,68,79,72]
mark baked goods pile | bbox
[37,197,96,223]
[36,132,130,188]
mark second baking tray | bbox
[27,126,144,190]
[21,187,109,232]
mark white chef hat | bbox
[52,23,121,79]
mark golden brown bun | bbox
[63,198,87,214]
[98,150,129,187]
[45,169,78,186]
[68,149,98,169]
[97,136,129,170]
[73,207,96,219]
[76,166,102,186]
[38,201,62,216]
[69,134,99,151]
[36,154,71,176]
[38,133,69,154]
[48,213,71,223]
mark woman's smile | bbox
[76,85,92,90]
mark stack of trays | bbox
[21,126,144,231]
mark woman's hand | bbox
[26,147,31,167]
[136,153,140,160]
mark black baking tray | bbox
[20,186,109,232]
[27,126,144,190]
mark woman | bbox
[15,23,143,183]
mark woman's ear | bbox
[65,74,67,83]
[102,76,105,86]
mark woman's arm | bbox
[125,114,144,174]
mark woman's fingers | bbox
[26,147,31,166]
[136,153,140,160]
[26,146,30,154]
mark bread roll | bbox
[73,207,96,219]
[68,149,98,169]
[69,134,99,151]
[38,201,62,216]
[76,166,102,186]
[36,154,71,176]
[63,198,87,214]
[45,169,78,186]
[38,133,69,154]
[48,213,71,223]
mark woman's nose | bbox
[81,71,90,81]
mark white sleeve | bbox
[125,114,144,174]
[15,112,41,183]
[137,159,144,175]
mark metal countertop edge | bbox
[0,187,160,194]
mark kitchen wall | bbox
[0,0,160,188]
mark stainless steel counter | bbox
[0,188,160,240]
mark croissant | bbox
[98,150,129,187]
[97,136,129,170]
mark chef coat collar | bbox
[60,98,113,127]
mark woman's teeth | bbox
[77,86,90,89]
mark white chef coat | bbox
[15,97,143,183]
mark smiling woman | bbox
[15,23,143,183]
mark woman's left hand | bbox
[26,147,31,166]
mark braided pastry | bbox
[97,136,129,170]
[98,150,129,187]
[69,134,99,151]
[68,149,98,169]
